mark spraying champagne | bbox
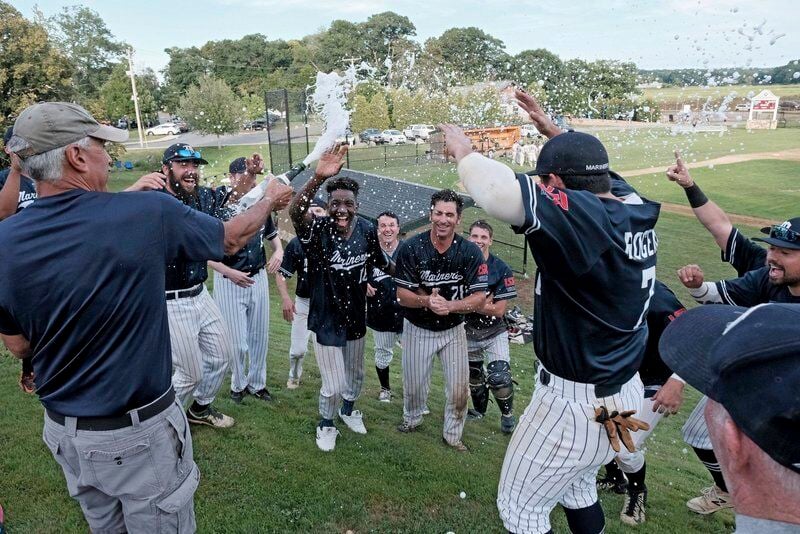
[237,162,307,212]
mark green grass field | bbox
[642,83,800,106]
[1,127,798,532]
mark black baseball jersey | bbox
[162,186,222,290]
[723,227,767,276]
[638,281,686,387]
[715,267,800,306]
[515,173,661,388]
[213,186,278,274]
[367,243,404,334]
[0,168,36,213]
[394,233,488,331]
[464,253,517,341]
[300,216,389,347]
[278,237,310,299]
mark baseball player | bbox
[208,155,284,404]
[463,219,518,434]
[441,88,658,533]
[666,155,771,514]
[127,143,235,429]
[289,146,392,452]
[1,127,37,394]
[275,195,328,389]
[394,189,488,452]
[366,211,404,402]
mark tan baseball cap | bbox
[10,102,129,157]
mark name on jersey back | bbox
[624,229,658,261]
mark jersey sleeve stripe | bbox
[494,291,517,300]
[265,229,279,240]
[718,280,738,306]
[518,174,541,234]
[278,267,294,278]
[393,278,418,290]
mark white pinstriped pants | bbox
[167,286,233,407]
[467,331,511,364]
[213,269,269,393]
[401,320,469,445]
[615,388,664,473]
[682,395,712,450]
[289,296,313,365]
[314,337,366,420]
[372,329,400,370]
[497,367,643,534]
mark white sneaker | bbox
[338,409,368,434]
[687,486,734,515]
[316,426,339,451]
[378,388,392,402]
[421,406,431,416]
[286,378,299,389]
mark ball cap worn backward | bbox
[229,157,247,174]
[533,131,610,177]
[753,217,800,251]
[10,102,128,157]
[162,143,209,165]
[659,303,800,475]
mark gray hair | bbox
[9,136,93,184]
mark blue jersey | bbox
[639,281,686,386]
[715,267,800,306]
[278,237,310,299]
[300,216,389,347]
[515,173,660,387]
[394,233,488,331]
[723,227,767,276]
[367,243,403,334]
[162,186,222,290]
[0,190,224,416]
[464,253,517,340]
[0,168,36,213]
[214,186,278,274]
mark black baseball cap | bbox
[533,131,609,176]
[753,217,800,250]
[229,157,246,174]
[162,143,208,165]
[660,303,800,474]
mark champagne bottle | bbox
[237,162,307,211]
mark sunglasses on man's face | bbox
[175,148,202,160]
[770,225,800,243]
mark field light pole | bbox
[127,47,146,148]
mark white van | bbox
[403,124,436,140]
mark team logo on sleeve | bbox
[504,276,516,287]
[537,183,569,211]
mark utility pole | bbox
[127,47,146,148]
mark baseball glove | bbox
[594,406,650,453]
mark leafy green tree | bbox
[309,20,367,73]
[0,2,74,125]
[241,93,266,121]
[422,27,510,85]
[351,93,390,132]
[98,63,157,124]
[162,47,211,111]
[41,5,126,103]
[178,76,244,148]
[513,49,565,93]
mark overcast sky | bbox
[14,0,799,76]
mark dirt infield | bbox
[618,148,800,178]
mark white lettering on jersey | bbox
[624,229,658,261]
[330,250,368,271]
[18,190,36,209]
[371,267,391,282]
[420,270,463,286]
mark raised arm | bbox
[289,145,347,234]
[666,150,732,251]
[514,88,563,140]
[223,180,293,255]
[0,150,23,220]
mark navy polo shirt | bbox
[0,189,224,416]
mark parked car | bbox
[116,118,129,129]
[359,128,383,143]
[520,124,540,137]
[173,119,190,132]
[735,103,751,111]
[403,124,436,140]
[145,122,180,136]
[244,119,270,131]
[379,129,407,145]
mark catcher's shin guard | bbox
[469,360,489,415]
[487,360,514,416]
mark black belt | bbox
[46,389,175,431]
[539,369,622,398]
[165,284,203,300]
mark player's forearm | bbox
[1,333,31,360]
[447,292,487,314]
[289,173,325,232]
[397,287,429,309]
[481,299,507,318]
[688,282,723,304]
[690,198,733,252]
[207,260,229,275]
[223,196,276,254]
[275,274,291,300]
[457,153,525,227]
[0,168,21,220]
[267,236,283,253]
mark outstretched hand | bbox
[314,144,348,179]
[246,153,265,175]
[124,172,166,192]
[666,150,694,188]
[438,124,474,163]
[4,147,22,174]
[265,179,293,211]
[514,88,561,139]
[677,264,705,289]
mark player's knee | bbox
[469,360,486,387]
[487,360,513,397]
[615,450,644,473]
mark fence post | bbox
[346,145,351,169]
[283,89,293,165]
[264,90,276,175]
[384,145,387,167]
[415,142,419,164]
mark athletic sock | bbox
[564,501,605,534]
[693,447,728,492]
[603,460,626,482]
[341,399,354,416]
[626,462,647,493]
[189,400,209,413]
[376,365,391,390]
[319,418,335,428]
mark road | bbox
[123,123,320,150]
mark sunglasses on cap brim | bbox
[769,225,800,243]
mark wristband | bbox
[684,184,708,208]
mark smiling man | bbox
[394,189,488,452]
[289,147,393,452]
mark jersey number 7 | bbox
[634,266,656,329]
